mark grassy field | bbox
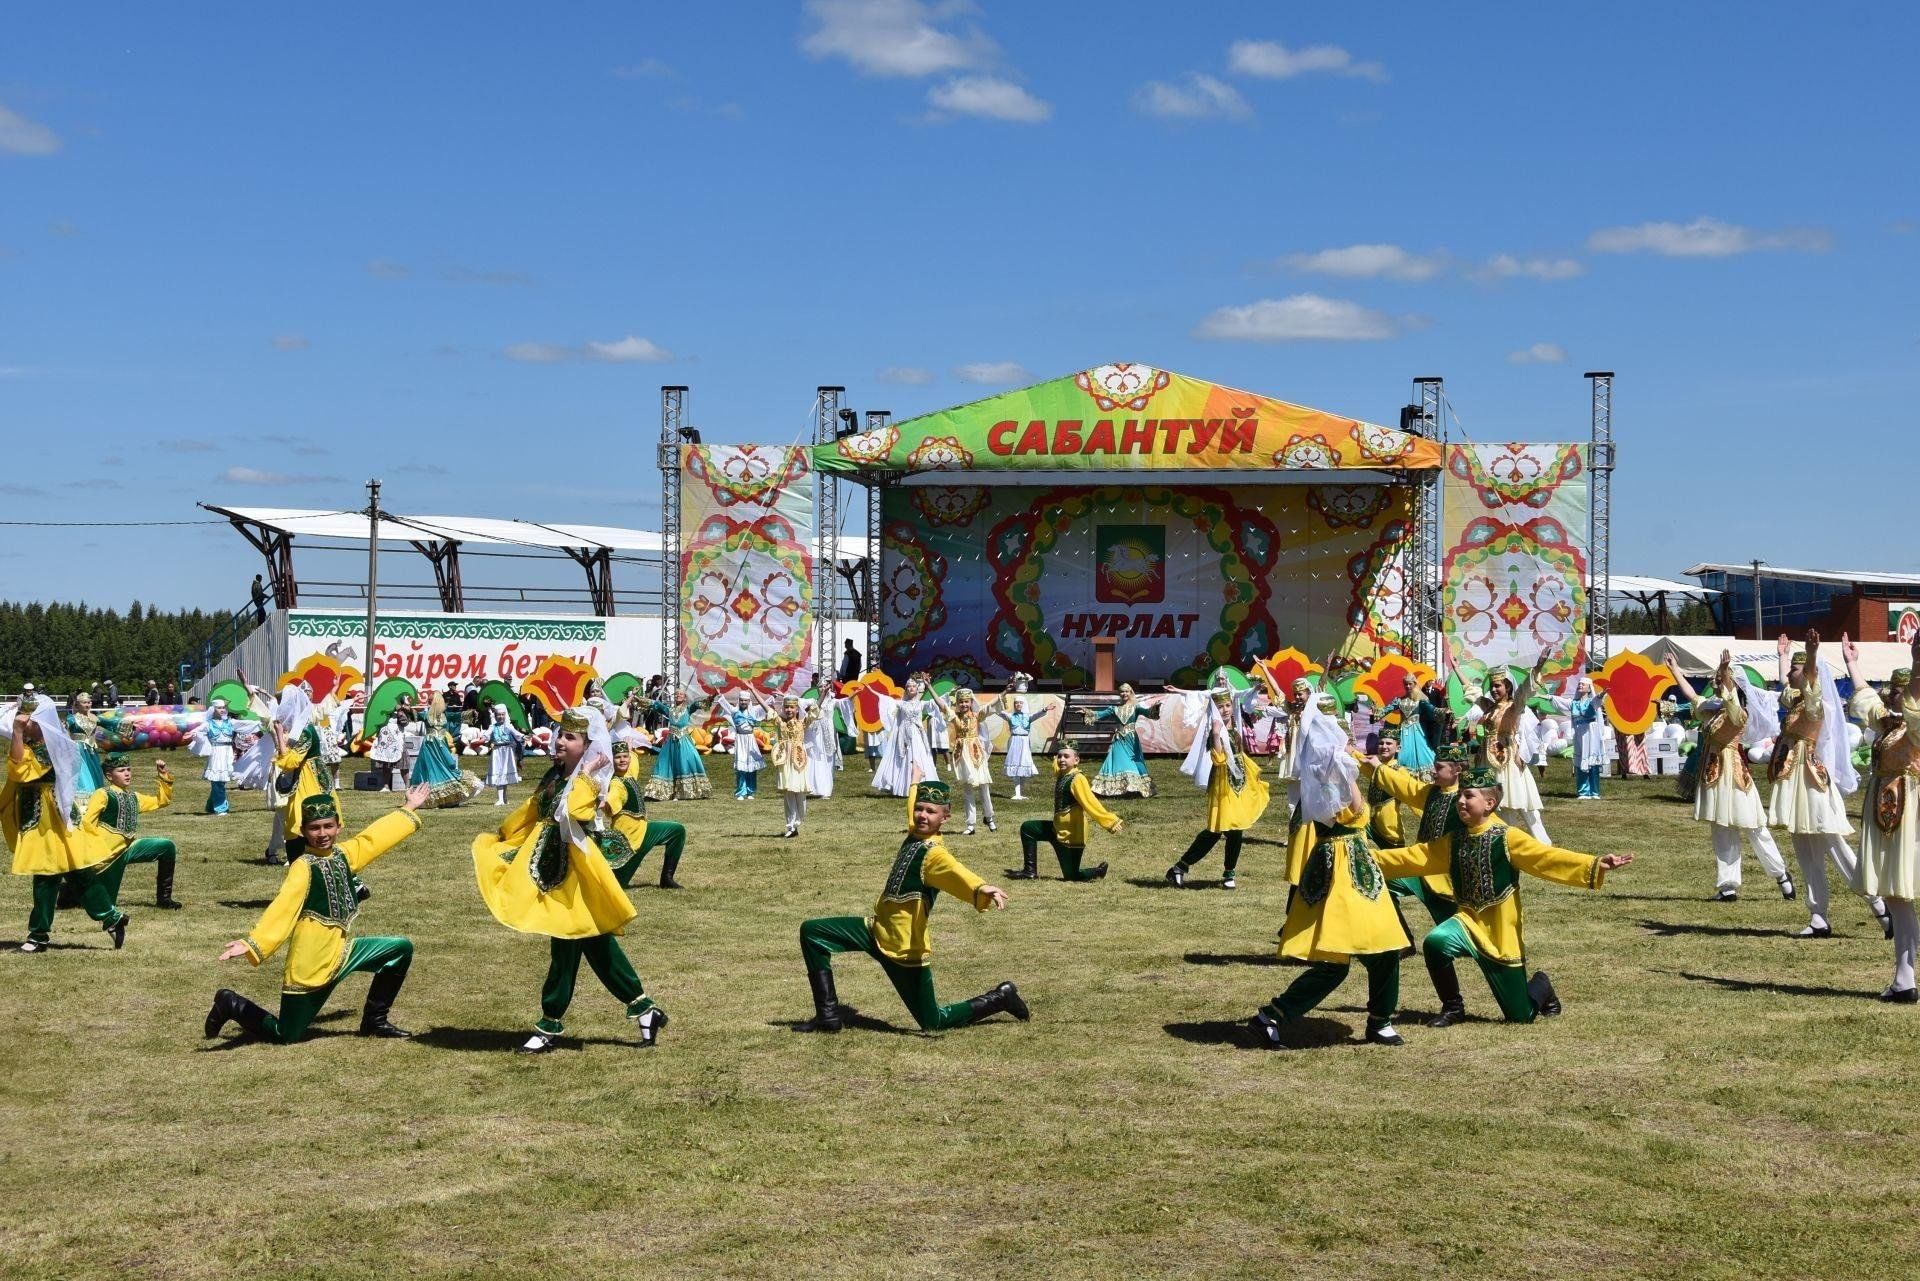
[2,751,1917,1280]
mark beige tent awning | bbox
[1611,634,1912,684]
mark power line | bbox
[0,519,228,528]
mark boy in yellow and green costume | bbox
[81,753,182,910]
[1009,744,1123,882]
[606,740,688,890]
[7,694,130,952]
[205,786,430,1043]
[1372,767,1634,1026]
[1368,740,1468,925]
[799,780,1029,1033]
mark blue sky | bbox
[3,2,1916,611]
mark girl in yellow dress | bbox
[6,695,128,952]
[1165,689,1270,891]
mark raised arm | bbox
[1800,630,1822,696]
[1841,632,1864,691]
[1666,660,1700,706]
[1776,633,1793,688]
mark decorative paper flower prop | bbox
[1593,651,1675,735]
[1353,655,1437,709]
[1256,647,1323,695]
[518,655,599,719]
[361,677,420,738]
[278,654,363,704]
[842,669,904,735]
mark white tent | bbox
[1611,634,1912,685]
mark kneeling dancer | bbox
[84,754,182,909]
[473,707,664,1054]
[1373,767,1633,1026]
[799,779,1027,1032]
[1010,744,1123,882]
[205,785,430,1042]
[608,740,688,889]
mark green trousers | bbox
[1388,877,1458,925]
[95,838,175,903]
[1423,916,1535,1023]
[1018,820,1100,880]
[265,935,413,1043]
[537,935,653,1036]
[608,820,686,888]
[1265,952,1400,1024]
[27,868,123,942]
[799,915,973,1031]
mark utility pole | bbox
[1751,558,1765,641]
[365,479,382,696]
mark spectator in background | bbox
[251,573,269,625]
[838,639,862,684]
[162,680,177,705]
[144,679,160,707]
[462,682,482,725]
[101,678,118,709]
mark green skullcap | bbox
[1460,766,1503,792]
[102,752,130,770]
[1434,743,1470,765]
[911,779,951,807]
[1893,668,1913,686]
[300,794,340,825]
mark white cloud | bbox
[0,102,62,156]
[1507,342,1567,365]
[954,361,1031,385]
[366,259,411,280]
[270,334,310,352]
[1478,253,1585,281]
[1194,294,1398,343]
[800,0,995,78]
[926,75,1050,123]
[1227,40,1387,84]
[505,335,675,364]
[1282,243,1445,281]
[877,365,936,385]
[1133,74,1250,122]
[1586,217,1832,257]
[220,466,340,486]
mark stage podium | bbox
[1091,637,1117,692]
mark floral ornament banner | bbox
[815,364,1442,477]
[1439,443,1592,681]
[880,481,1411,689]
[678,444,815,698]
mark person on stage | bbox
[1549,674,1610,799]
[718,690,765,800]
[204,785,431,1043]
[797,779,1027,1034]
[1083,684,1160,799]
[82,754,181,910]
[930,685,996,834]
[1254,694,1411,1048]
[869,673,939,798]
[193,697,240,814]
[472,706,664,1054]
[407,698,480,808]
[1465,660,1552,842]
[65,690,107,808]
[1372,767,1634,1026]
[484,704,525,806]
[1770,631,1888,938]
[1165,689,1270,891]
[608,740,687,887]
[1666,652,1794,903]
[1387,675,1438,776]
[1844,631,1920,999]
[6,695,129,952]
[1366,741,1467,927]
[996,693,1053,801]
[765,694,815,837]
[1008,744,1123,882]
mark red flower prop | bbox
[1354,655,1438,708]
[841,669,903,735]
[1593,651,1674,735]
[1256,647,1323,695]
[278,654,363,704]
[518,655,600,719]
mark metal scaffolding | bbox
[659,385,687,690]
[1586,371,1615,666]
[863,410,891,667]
[813,386,844,681]
[1408,376,1446,669]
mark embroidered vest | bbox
[1871,716,1920,833]
[14,746,52,833]
[299,849,359,933]
[1418,785,1463,842]
[101,787,140,837]
[1448,826,1520,912]
[1299,822,1384,906]
[880,838,940,912]
[1053,769,1078,820]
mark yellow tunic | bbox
[1373,817,1608,965]
[1205,749,1270,832]
[75,777,173,867]
[243,810,421,992]
[471,771,638,940]
[3,751,82,876]
[274,730,342,833]
[607,776,651,852]
[1279,801,1411,963]
[868,833,989,966]
[1051,770,1121,847]
[1365,761,1457,901]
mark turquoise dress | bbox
[67,712,106,808]
[409,714,473,806]
[645,700,713,801]
[1090,700,1160,798]
[1391,697,1437,772]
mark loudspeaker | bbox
[352,771,384,791]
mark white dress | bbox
[805,698,843,797]
[1851,692,1920,899]
[1766,693,1853,836]
[729,707,765,772]
[1002,711,1040,779]
[486,723,523,786]
[871,695,938,797]
[1693,698,1767,829]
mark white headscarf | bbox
[275,683,314,740]
[1814,659,1859,795]
[1295,694,1359,825]
[1741,683,1780,749]
[574,705,614,793]
[8,697,82,826]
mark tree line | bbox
[0,600,230,696]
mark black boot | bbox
[1528,970,1562,1017]
[205,987,271,1039]
[1005,844,1039,880]
[658,850,683,890]
[104,913,129,950]
[805,968,843,1032]
[155,855,181,909]
[1425,955,1468,1027]
[966,981,1030,1025]
[358,967,412,1038]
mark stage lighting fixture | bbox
[678,427,701,444]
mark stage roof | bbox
[813,363,1441,479]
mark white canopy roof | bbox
[1603,575,1719,596]
[1686,562,1920,590]
[1611,634,1912,684]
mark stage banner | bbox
[677,444,815,697]
[880,481,1411,688]
[816,363,1441,476]
[1439,443,1592,682]
[290,611,609,690]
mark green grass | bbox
[3,754,1918,1279]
